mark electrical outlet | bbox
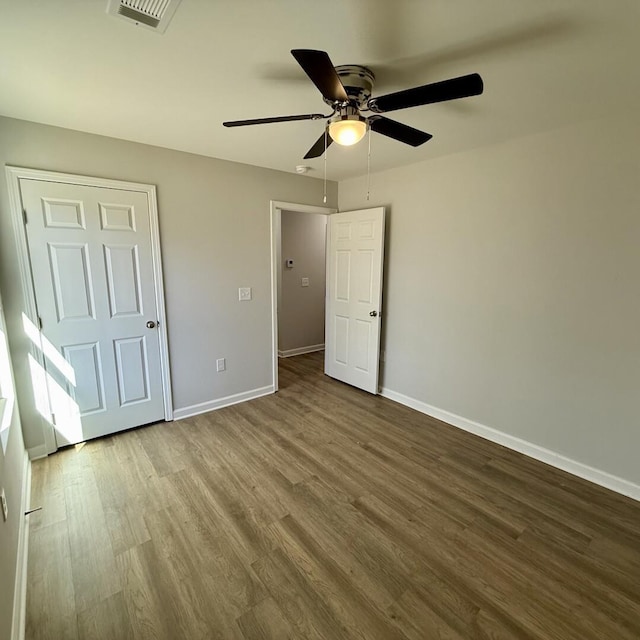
[216,358,226,372]
[1,488,8,522]
[238,287,252,301]
[301,277,310,287]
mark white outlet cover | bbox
[301,277,310,287]
[238,287,252,301]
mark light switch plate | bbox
[238,287,252,301]
[216,358,226,372]
[301,277,310,287]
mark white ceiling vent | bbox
[107,0,182,34]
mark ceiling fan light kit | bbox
[328,108,367,146]
[223,49,484,161]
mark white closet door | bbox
[21,178,166,445]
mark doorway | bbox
[270,201,335,391]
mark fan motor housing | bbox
[324,65,375,109]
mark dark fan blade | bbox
[368,73,483,113]
[223,113,325,127]
[304,130,333,159]
[291,49,349,103]
[368,116,432,146]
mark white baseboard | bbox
[173,385,275,421]
[27,444,48,461]
[380,387,640,503]
[11,451,31,640]
[278,344,325,358]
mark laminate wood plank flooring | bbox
[26,352,640,639]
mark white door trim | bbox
[5,166,173,454]
[270,200,336,391]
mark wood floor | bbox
[27,352,640,639]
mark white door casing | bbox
[15,173,171,446]
[325,207,385,394]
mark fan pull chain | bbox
[323,128,328,204]
[366,125,372,201]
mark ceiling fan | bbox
[223,49,484,160]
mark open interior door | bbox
[325,207,385,393]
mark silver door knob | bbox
[369,310,378,317]
[146,320,157,329]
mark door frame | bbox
[270,200,336,392]
[6,166,173,454]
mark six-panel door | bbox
[21,179,166,445]
[325,207,385,394]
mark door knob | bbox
[146,320,157,329]
[369,310,378,317]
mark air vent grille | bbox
[121,0,173,19]
[118,5,160,28]
[107,0,181,33]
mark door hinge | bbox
[22,208,27,224]
[51,413,56,426]
[37,316,43,330]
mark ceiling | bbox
[1,0,639,181]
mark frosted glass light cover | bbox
[329,119,367,146]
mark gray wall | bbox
[0,116,337,450]
[0,292,28,640]
[339,110,640,486]
[279,210,327,353]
